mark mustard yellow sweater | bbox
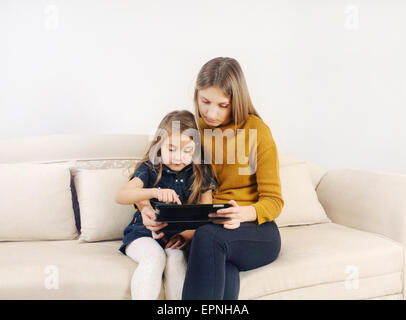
[198,115,284,225]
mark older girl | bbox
[144,57,284,299]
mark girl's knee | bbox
[126,237,166,266]
[165,247,184,257]
[194,223,221,240]
[164,248,186,264]
[192,224,226,252]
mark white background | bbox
[1,0,405,174]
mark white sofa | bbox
[0,133,405,300]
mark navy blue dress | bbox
[119,160,217,255]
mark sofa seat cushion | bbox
[0,240,164,300]
[257,272,403,299]
[239,223,404,299]
[0,223,403,300]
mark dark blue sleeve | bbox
[129,161,151,187]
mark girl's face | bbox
[197,86,232,127]
[160,133,196,172]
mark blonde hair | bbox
[194,57,261,129]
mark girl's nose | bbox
[172,151,181,163]
[206,105,218,119]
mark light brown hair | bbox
[128,110,216,204]
[194,57,261,129]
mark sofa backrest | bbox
[0,133,327,182]
[0,133,329,233]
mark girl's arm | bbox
[115,177,181,205]
[178,190,213,241]
[115,177,157,205]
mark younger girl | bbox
[115,110,217,300]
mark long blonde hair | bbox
[128,110,216,204]
[194,57,261,129]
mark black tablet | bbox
[155,203,232,230]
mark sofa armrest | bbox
[316,168,406,247]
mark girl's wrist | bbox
[179,229,195,241]
[151,188,159,199]
[242,205,257,223]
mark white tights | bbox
[125,237,188,300]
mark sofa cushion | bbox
[0,163,78,241]
[276,163,331,227]
[238,222,404,299]
[256,272,403,299]
[72,168,135,242]
[74,160,330,241]
[0,240,164,300]
[0,223,402,300]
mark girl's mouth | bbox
[205,117,217,124]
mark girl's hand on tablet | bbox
[209,200,257,229]
[140,205,168,240]
[154,188,182,204]
[209,200,241,229]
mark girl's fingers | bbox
[153,231,163,239]
[214,200,239,214]
[172,240,181,249]
[212,220,225,224]
[223,221,240,229]
[167,239,181,249]
[165,239,174,248]
[211,213,239,225]
[171,192,181,204]
[209,211,237,219]
[148,223,168,231]
[211,217,233,224]
[147,219,166,227]
[142,210,155,221]
[215,207,237,214]
[171,193,177,203]
[229,200,239,207]
[174,193,181,204]
[152,231,165,239]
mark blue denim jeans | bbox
[181,220,281,300]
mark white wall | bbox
[1,0,405,174]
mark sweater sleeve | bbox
[251,124,284,225]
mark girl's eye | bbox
[202,100,209,104]
[183,148,193,153]
[169,148,176,152]
[220,104,229,108]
